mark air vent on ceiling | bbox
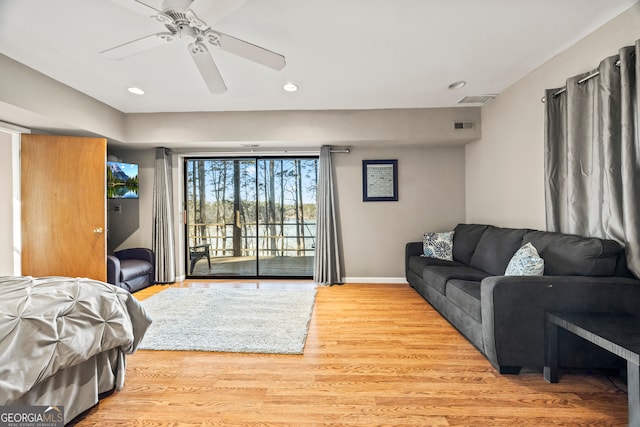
[458,94,497,105]
[453,120,475,130]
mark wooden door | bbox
[21,134,107,281]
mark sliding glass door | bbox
[185,157,317,278]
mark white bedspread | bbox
[0,276,152,404]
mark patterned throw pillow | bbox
[504,242,545,276]
[422,231,455,261]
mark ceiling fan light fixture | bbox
[283,82,298,92]
[127,87,145,95]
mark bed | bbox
[0,276,152,424]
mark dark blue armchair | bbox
[107,248,155,292]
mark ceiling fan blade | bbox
[101,32,174,59]
[207,31,285,70]
[107,0,161,15]
[134,0,161,11]
[189,42,227,94]
[191,0,246,24]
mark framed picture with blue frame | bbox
[362,159,398,202]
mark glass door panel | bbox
[185,158,256,276]
[256,158,316,276]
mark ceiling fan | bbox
[101,0,286,93]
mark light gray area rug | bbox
[138,287,317,354]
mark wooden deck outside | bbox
[190,255,314,277]
[73,282,629,426]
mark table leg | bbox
[628,361,640,427]
[543,317,558,383]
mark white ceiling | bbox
[0,0,637,114]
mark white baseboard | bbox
[342,277,408,284]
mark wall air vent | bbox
[453,121,475,130]
[457,94,497,104]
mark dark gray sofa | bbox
[406,223,640,374]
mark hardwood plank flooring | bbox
[74,282,629,426]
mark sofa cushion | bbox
[452,224,490,265]
[423,231,454,261]
[446,280,482,322]
[522,230,623,276]
[470,226,528,275]
[119,259,153,281]
[408,255,463,276]
[505,243,545,276]
[422,265,490,295]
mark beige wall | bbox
[124,108,480,148]
[466,4,640,229]
[335,146,465,281]
[0,131,15,275]
[0,54,125,141]
[111,145,465,282]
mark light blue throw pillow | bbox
[504,242,545,276]
[422,231,454,261]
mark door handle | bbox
[93,227,104,234]
[235,210,241,228]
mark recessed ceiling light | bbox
[127,87,145,95]
[283,82,298,92]
[448,80,466,90]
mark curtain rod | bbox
[177,148,350,157]
[543,59,622,102]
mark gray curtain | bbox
[545,40,640,278]
[153,147,176,283]
[314,146,343,284]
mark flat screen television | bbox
[107,161,139,199]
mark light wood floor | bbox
[74,282,629,426]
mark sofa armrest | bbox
[405,242,423,277]
[106,255,120,286]
[480,275,640,371]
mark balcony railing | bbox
[188,221,316,257]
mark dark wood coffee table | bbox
[544,311,640,426]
